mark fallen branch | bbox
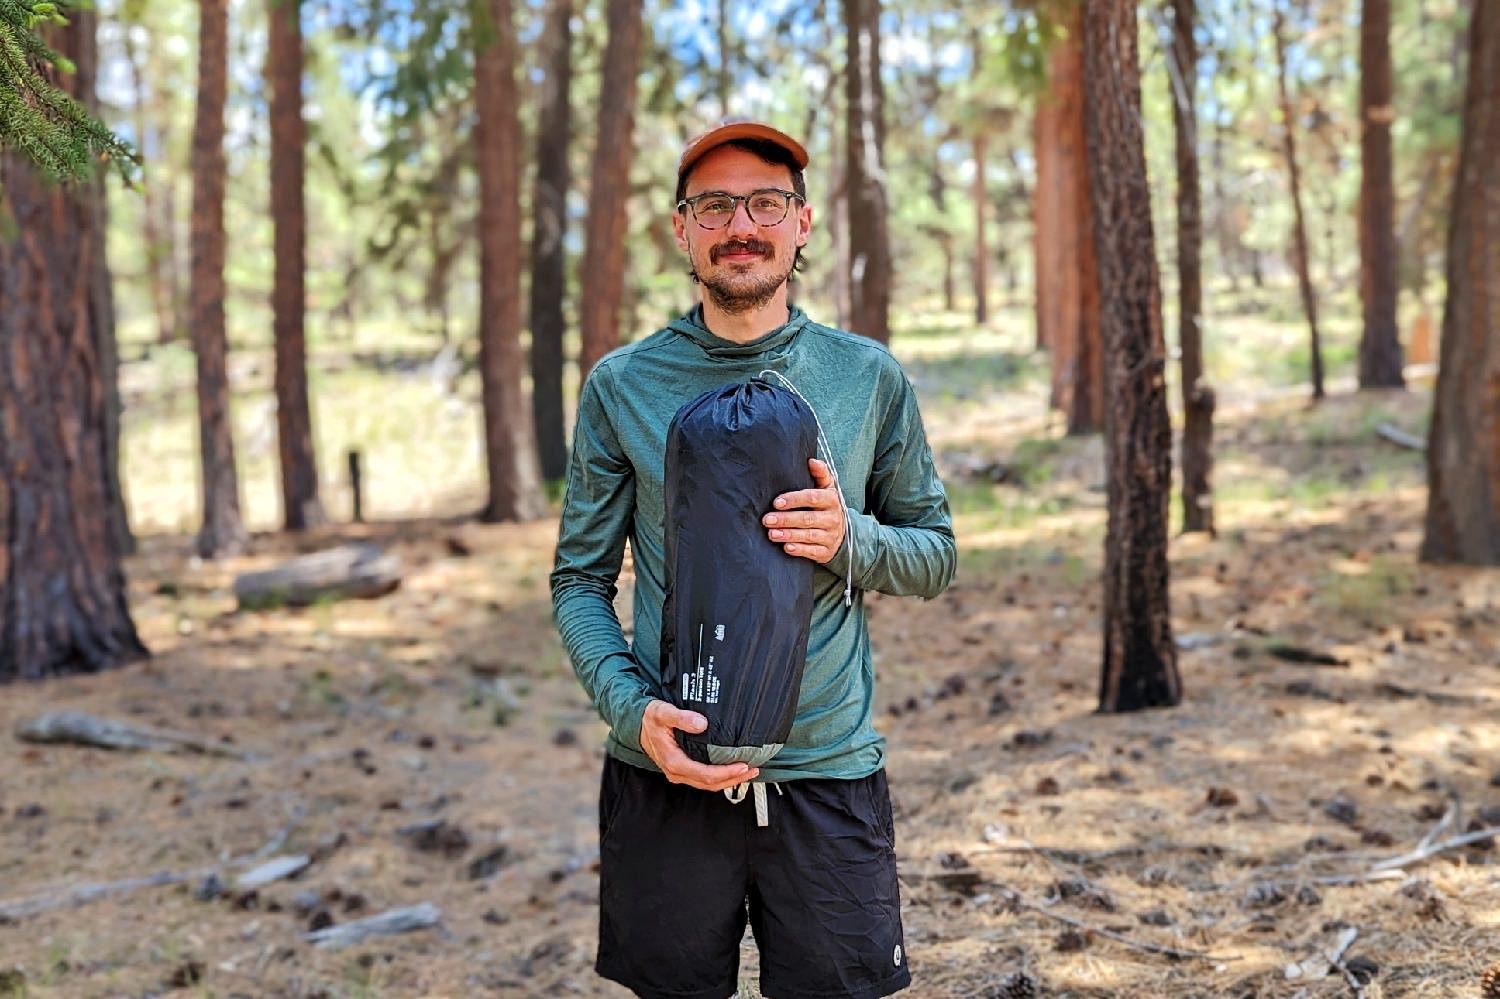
[236,855,310,890]
[1373,681,1493,707]
[1286,925,1358,982]
[0,811,304,922]
[247,808,305,864]
[15,711,259,761]
[1370,825,1500,873]
[1375,422,1425,451]
[304,902,441,949]
[1325,926,1367,998]
[994,886,1229,962]
[1306,870,1404,887]
[0,870,203,922]
[1267,644,1347,667]
[1416,798,1459,854]
[971,841,1233,863]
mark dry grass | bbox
[1,314,1496,997]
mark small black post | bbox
[347,449,363,523]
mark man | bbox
[551,120,955,999]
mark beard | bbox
[697,238,794,315]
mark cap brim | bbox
[677,122,810,182]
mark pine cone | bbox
[989,970,1039,999]
[1480,960,1500,999]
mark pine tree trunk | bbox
[268,0,323,530]
[1272,4,1326,400]
[163,159,187,344]
[1033,65,1060,353]
[91,154,133,560]
[474,0,546,522]
[1358,0,1404,388]
[190,0,247,557]
[70,11,134,559]
[122,25,178,346]
[529,0,571,483]
[1070,185,1103,437]
[577,0,643,383]
[1171,0,1215,536]
[972,131,989,326]
[940,232,955,313]
[0,14,149,683]
[1083,0,1181,713]
[829,66,852,329]
[716,0,730,118]
[1210,102,1241,293]
[844,0,890,343]
[1421,0,1500,564]
[1036,18,1103,434]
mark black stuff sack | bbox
[661,377,820,769]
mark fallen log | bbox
[16,711,257,761]
[304,902,442,949]
[1375,422,1425,451]
[234,543,401,610]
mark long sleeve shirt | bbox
[550,306,956,781]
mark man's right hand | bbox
[639,699,759,792]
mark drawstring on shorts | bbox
[725,780,784,826]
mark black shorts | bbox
[596,756,911,999]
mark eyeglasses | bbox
[677,189,803,230]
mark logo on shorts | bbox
[714,624,725,641]
[893,943,903,967]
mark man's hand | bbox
[639,699,758,791]
[763,458,847,565]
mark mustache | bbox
[710,239,774,262]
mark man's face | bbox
[673,145,813,316]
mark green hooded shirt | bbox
[550,306,956,781]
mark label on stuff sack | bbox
[681,623,722,705]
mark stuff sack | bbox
[660,377,820,768]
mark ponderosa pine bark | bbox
[268,0,324,530]
[1358,0,1405,389]
[474,0,546,521]
[1034,17,1102,434]
[1272,3,1326,399]
[0,13,149,682]
[529,0,572,482]
[1170,0,1215,535]
[1083,0,1182,713]
[844,0,891,343]
[190,0,248,557]
[972,130,989,326]
[577,0,643,382]
[1421,0,1500,564]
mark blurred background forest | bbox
[5,0,1484,536]
[2,0,1499,995]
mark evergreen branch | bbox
[0,1,137,184]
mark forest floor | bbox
[2,308,1498,998]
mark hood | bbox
[666,304,810,360]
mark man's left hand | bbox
[763,458,846,565]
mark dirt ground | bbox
[2,376,1498,998]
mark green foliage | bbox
[0,0,135,183]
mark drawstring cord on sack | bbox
[726,779,783,826]
[756,370,853,608]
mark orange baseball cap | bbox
[677,119,810,184]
